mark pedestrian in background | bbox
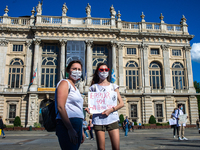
[171,108,178,138]
[131,122,134,132]
[124,116,129,136]
[196,119,199,129]
[83,118,89,139]
[0,116,5,138]
[138,122,142,129]
[89,115,94,140]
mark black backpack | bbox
[42,85,70,132]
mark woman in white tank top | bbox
[55,60,84,150]
[85,63,124,150]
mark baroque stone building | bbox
[0,2,198,126]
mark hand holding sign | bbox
[88,91,117,114]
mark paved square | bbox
[0,128,199,149]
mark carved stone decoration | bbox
[85,3,91,17]
[117,43,124,50]
[31,7,35,17]
[59,39,67,46]
[161,45,169,51]
[159,13,164,23]
[25,40,32,48]
[117,11,121,21]
[33,38,41,45]
[139,42,148,49]
[181,15,187,25]
[4,6,9,16]
[111,41,117,48]
[110,5,116,18]
[62,3,68,16]
[30,100,35,121]
[183,46,191,51]
[78,79,85,93]
[86,40,93,48]
[36,1,42,15]
[0,40,8,46]
[140,12,145,22]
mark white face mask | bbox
[70,70,82,80]
[98,72,109,80]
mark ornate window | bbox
[41,44,59,88]
[8,58,24,88]
[172,62,185,89]
[131,104,137,118]
[9,104,16,123]
[92,46,108,73]
[156,104,163,122]
[13,45,23,52]
[125,61,139,89]
[172,50,181,56]
[149,62,163,89]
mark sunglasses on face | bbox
[98,68,110,72]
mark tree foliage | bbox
[149,115,156,124]
[13,116,21,127]
[194,81,200,118]
[119,114,124,126]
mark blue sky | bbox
[1,0,200,82]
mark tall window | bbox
[172,50,181,56]
[41,44,59,88]
[126,61,139,89]
[8,58,24,88]
[13,45,23,52]
[92,46,108,73]
[151,48,159,55]
[131,104,137,118]
[9,104,16,123]
[156,104,163,117]
[127,48,136,55]
[149,62,162,89]
[172,62,185,89]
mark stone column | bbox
[140,43,150,93]
[0,40,8,92]
[111,41,117,84]
[165,96,174,121]
[86,40,93,86]
[30,39,41,91]
[27,94,38,126]
[118,43,125,92]
[184,46,196,93]
[189,96,199,124]
[24,41,32,92]
[139,45,144,91]
[59,39,67,80]
[162,45,173,93]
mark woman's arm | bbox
[57,80,78,144]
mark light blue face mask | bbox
[180,107,183,110]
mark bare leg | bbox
[95,130,105,150]
[108,129,120,150]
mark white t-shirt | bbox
[89,83,119,125]
[55,79,84,120]
[175,109,186,127]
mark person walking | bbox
[196,119,199,129]
[124,116,129,136]
[175,103,188,140]
[89,115,94,140]
[85,63,124,150]
[171,108,178,138]
[55,60,85,150]
[138,122,142,129]
[0,116,5,138]
[83,118,89,139]
[131,122,134,132]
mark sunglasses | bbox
[98,68,110,72]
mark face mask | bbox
[70,70,82,80]
[180,107,183,110]
[98,72,109,80]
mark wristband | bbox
[112,107,115,112]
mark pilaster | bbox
[59,39,67,80]
[142,96,152,123]
[161,45,173,93]
[118,43,125,92]
[86,40,93,88]
[27,94,38,127]
[189,96,199,124]
[111,41,117,84]
[165,96,174,121]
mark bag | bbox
[42,83,70,132]
[42,101,57,132]
[0,129,1,135]
[87,126,91,130]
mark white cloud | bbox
[191,43,200,63]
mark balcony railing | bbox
[10,17,30,25]
[42,16,62,24]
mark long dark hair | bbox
[90,63,109,86]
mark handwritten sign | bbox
[88,91,117,114]
[178,114,187,124]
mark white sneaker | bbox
[173,136,176,138]
[182,137,188,140]
[178,137,183,140]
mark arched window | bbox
[172,62,185,89]
[149,62,163,89]
[8,58,24,88]
[125,61,139,89]
[41,44,58,88]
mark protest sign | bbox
[178,114,187,124]
[169,119,177,125]
[88,91,117,114]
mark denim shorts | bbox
[93,121,119,131]
[56,118,83,150]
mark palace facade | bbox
[0,2,198,126]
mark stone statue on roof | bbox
[36,1,42,15]
[62,3,68,16]
[110,5,116,18]
[85,3,91,17]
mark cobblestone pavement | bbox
[0,128,199,150]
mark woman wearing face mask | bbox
[85,63,124,150]
[55,60,84,150]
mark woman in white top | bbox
[85,63,124,150]
[55,60,84,150]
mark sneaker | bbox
[182,137,188,140]
[90,138,94,140]
[2,136,5,138]
[173,136,176,138]
[178,137,183,140]
[86,137,89,139]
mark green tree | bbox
[194,81,200,118]
[149,115,156,124]
[119,114,124,126]
[13,116,21,127]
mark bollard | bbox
[29,126,32,131]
